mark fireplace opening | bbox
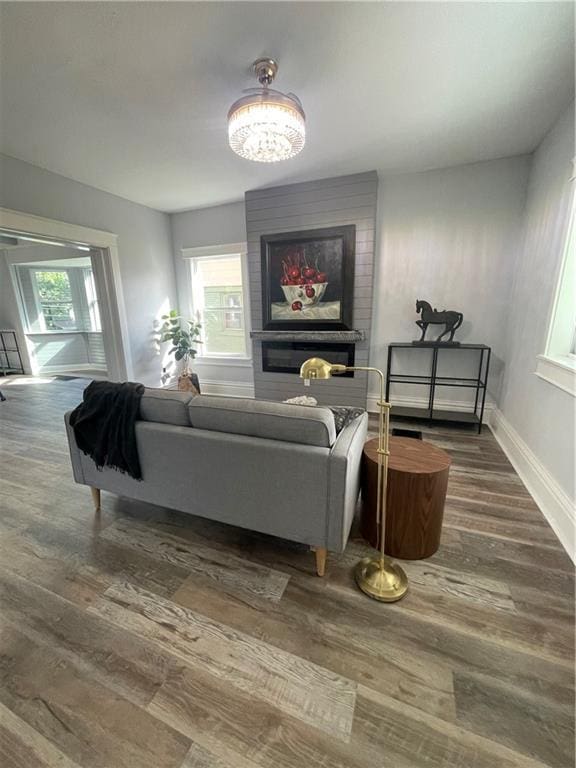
[261,341,355,375]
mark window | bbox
[34,270,75,330]
[189,251,249,357]
[535,188,576,396]
[15,262,102,334]
[224,293,243,329]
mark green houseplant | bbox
[158,309,202,392]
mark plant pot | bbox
[177,372,201,395]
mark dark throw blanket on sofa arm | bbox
[69,380,145,480]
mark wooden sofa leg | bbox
[90,487,101,511]
[313,547,328,577]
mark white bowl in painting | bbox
[281,282,328,307]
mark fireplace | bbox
[246,171,377,407]
[262,341,355,376]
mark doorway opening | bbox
[9,244,107,377]
[0,211,131,382]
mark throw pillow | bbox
[328,406,366,435]
[283,396,365,435]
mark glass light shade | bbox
[228,91,305,163]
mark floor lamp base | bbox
[354,556,408,602]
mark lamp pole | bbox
[300,358,408,602]
[373,367,389,573]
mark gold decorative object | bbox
[299,357,408,602]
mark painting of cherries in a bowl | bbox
[280,249,328,312]
[262,226,353,329]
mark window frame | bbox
[33,267,77,332]
[182,243,251,362]
[14,263,102,335]
[535,183,576,397]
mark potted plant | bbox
[158,309,202,393]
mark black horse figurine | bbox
[415,300,463,343]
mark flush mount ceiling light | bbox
[228,58,305,163]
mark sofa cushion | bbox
[139,388,195,426]
[188,395,337,447]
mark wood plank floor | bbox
[0,376,574,768]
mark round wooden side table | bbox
[361,436,451,559]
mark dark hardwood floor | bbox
[0,376,574,768]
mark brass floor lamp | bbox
[300,357,408,602]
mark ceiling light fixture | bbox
[228,58,305,163]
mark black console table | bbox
[385,342,491,433]
[0,330,24,376]
[0,330,25,402]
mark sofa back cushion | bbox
[139,388,194,427]
[188,395,336,447]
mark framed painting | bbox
[260,225,356,330]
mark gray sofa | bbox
[65,390,368,576]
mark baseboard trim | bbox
[489,408,576,563]
[161,377,255,399]
[200,379,255,398]
[39,365,108,377]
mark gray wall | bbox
[246,172,378,408]
[170,201,253,392]
[371,156,530,408]
[171,201,246,250]
[0,154,177,385]
[0,255,14,328]
[499,105,575,502]
[174,160,530,409]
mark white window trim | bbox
[29,268,47,332]
[535,180,575,397]
[182,243,246,259]
[16,264,91,334]
[535,353,576,397]
[182,243,252,362]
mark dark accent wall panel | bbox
[246,171,378,407]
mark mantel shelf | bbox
[250,330,365,343]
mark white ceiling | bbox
[0,2,573,213]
